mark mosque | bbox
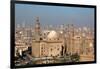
[32,17,66,58]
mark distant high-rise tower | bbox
[35,17,40,34]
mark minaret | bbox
[35,17,40,35]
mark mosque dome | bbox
[47,30,58,39]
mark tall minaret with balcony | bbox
[35,17,40,35]
[32,17,41,57]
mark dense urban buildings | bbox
[15,17,94,66]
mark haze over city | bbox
[15,4,94,28]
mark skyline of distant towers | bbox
[15,16,94,64]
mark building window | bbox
[50,48,53,51]
[51,54,53,57]
[40,38,43,40]
[41,47,43,49]
[57,54,59,56]
[57,48,59,51]
[41,53,43,56]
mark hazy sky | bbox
[15,4,94,28]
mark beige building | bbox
[32,30,65,58]
[32,17,65,58]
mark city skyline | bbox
[15,4,94,28]
[14,3,95,66]
[15,16,95,66]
